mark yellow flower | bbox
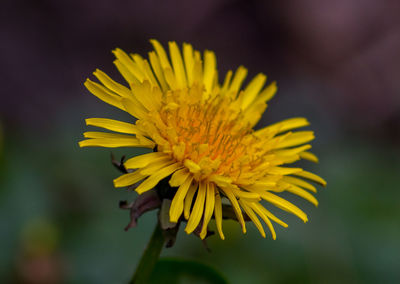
[79,40,326,240]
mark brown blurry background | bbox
[1,0,399,283]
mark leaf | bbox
[150,258,228,284]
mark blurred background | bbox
[1,0,399,283]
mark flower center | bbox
[145,85,265,181]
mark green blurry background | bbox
[1,0,399,283]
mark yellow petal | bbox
[203,50,216,94]
[242,182,277,192]
[228,66,247,98]
[113,170,147,188]
[113,59,139,85]
[214,191,225,240]
[255,81,277,104]
[169,41,187,89]
[121,98,148,120]
[113,48,144,82]
[208,175,233,188]
[242,73,266,109]
[231,187,261,201]
[83,132,135,139]
[184,182,198,219]
[293,171,327,186]
[148,51,168,92]
[281,176,317,193]
[132,80,160,111]
[150,39,172,70]
[256,117,309,137]
[260,191,308,223]
[274,131,315,149]
[274,144,312,157]
[93,69,131,98]
[184,159,201,173]
[85,118,141,135]
[124,152,168,169]
[239,200,266,238]
[163,67,177,90]
[84,79,124,110]
[192,57,203,85]
[169,168,190,187]
[242,101,267,127]
[169,175,193,222]
[139,58,160,88]
[283,183,319,206]
[219,186,246,233]
[268,167,302,175]
[299,151,319,163]
[185,181,206,234]
[172,142,186,161]
[136,163,182,194]
[183,43,194,86]
[200,183,215,239]
[249,202,276,239]
[257,206,288,228]
[79,138,152,148]
[137,135,156,147]
[220,70,232,94]
[139,158,174,176]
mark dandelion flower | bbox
[79,40,326,240]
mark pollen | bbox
[152,91,253,180]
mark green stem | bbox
[130,223,165,284]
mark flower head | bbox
[79,40,326,240]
